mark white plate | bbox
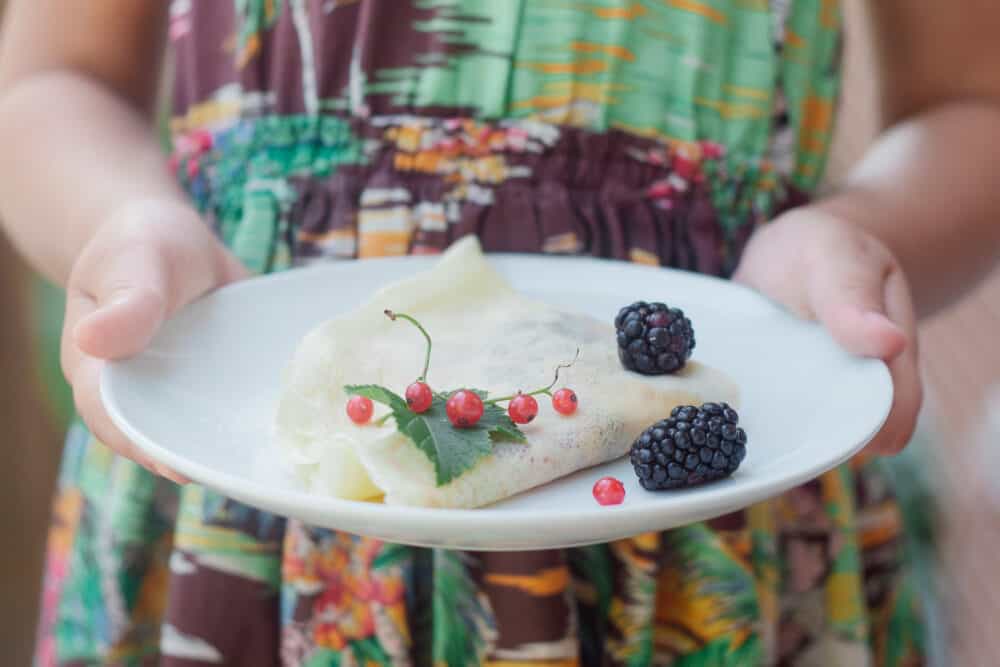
[102,254,892,550]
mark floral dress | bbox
[36,1,926,665]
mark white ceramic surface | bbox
[102,253,892,550]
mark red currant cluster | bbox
[346,311,579,429]
[505,387,579,425]
[349,385,578,428]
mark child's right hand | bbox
[61,198,247,482]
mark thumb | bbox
[808,260,908,361]
[72,244,169,360]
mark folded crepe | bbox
[275,237,738,508]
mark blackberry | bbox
[629,402,746,490]
[615,301,694,374]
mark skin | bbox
[1,2,999,480]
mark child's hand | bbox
[733,208,922,455]
[61,199,247,482]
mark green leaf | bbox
[478,401,527,443]
[406,397,493,485]
[490,422,528,443]
[344,384,525,486]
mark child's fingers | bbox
[61,246,190,483]
[812,263,921,456]
[808,257,908,361]
[71,241,169,360]
[73,286,166,360]
[56,207,237,485]
[864,271,922,455]
[69,213,245,362]
[734,212,921,458]
[868,340,922,456]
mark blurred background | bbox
[1,1,998,665]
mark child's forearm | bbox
[814,102,1000,318]
[0,70,185,286]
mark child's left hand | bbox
[733,207,922,455]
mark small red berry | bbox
[552,388,578,415]
[346,396,374,424]
[508,393,539,425]
[186,158,200,179]
[592,477,626,506]
[446,390,484,428]
[405,381,434,413]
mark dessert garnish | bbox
[507,393,539,425]
[344,310,578,486]
[552,388,578,415]
[345,395,374,425]
[615,301,694,374]
[592,476,626,505]
[630,402,746,490]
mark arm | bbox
[736,0,1000,454]
[0,1,244,478]
[0,1,180,284]
[818,0,1000,317]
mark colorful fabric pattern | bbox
[37,2,925,665]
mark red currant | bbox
[405,381,434,413]
[446,390,484,428]
[552,388,578,415]
[346,396,374,424]
[592,477,625,506]
[507,393,539,424]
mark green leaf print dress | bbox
[35,1,927,665]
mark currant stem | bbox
[374,413,393,427]
[385,310,432,382]
[485,349,580,405]
[486,388,552,404]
